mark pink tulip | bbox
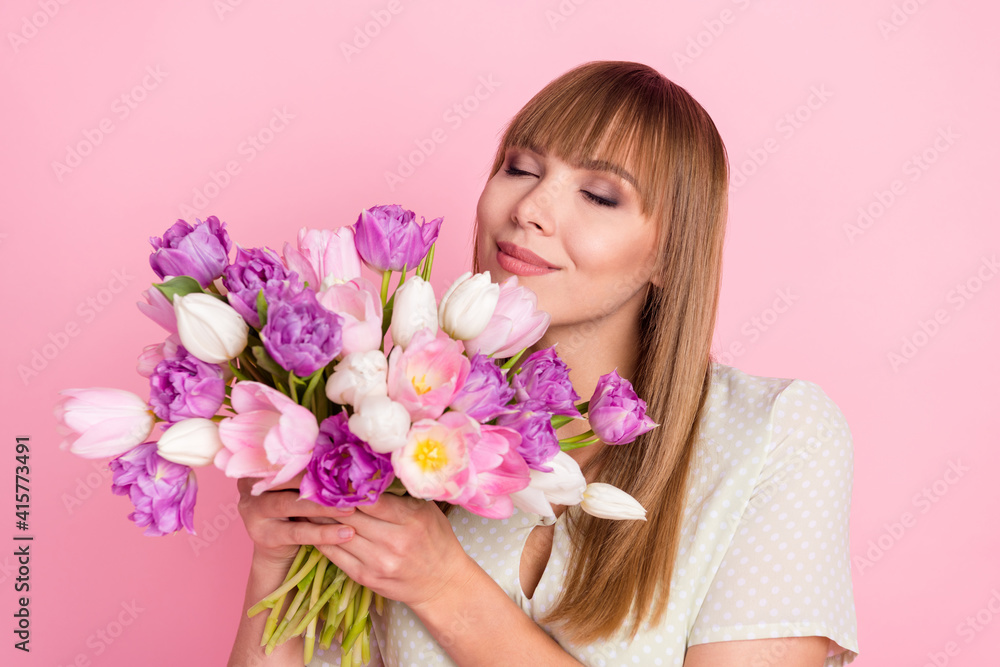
[136,334,181,378]
[455,425,530,519]
[392,411,476,500]
[463,275,550,358]
[387,328,470,421]
[283,226,362,290]
[55,388,155,458]
[137,286,178,333]
[215,381,318,494]
[316,277,384,355]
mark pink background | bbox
[2,1,997,665]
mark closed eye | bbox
[504,166,535,177]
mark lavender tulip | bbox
[149,216,232,287]
[260,282,343,376]
[496,400,560,472]
[110,442,197,536]
[300,412,395,509]
[511,347,581,418]
[352,204,443,272]
[222,246,293,328]
[449,353,515,422]
[149,344,225,423]
[588,370,658,445]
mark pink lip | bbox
[496,241,558,276]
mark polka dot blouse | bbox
[311,362,860,666]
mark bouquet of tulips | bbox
[55,205,657,666]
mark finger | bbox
[276,518,357,548]
[354,493,429,524]
[315,542,367,584]
[248,489,357,521]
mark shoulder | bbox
[684,363,854,514]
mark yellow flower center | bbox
[411,373,432,395]
[413,438,448,473]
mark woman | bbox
[228,61,859,666]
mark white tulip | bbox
[174,293,249,364]
[580,483,647,521]
[390,276,438,349]
[438,271,499,341]
[325,351,388,407]
[156,418,224,467]
[348,395,411,454]
[510,452,587,519]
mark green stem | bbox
[248,549,324,617]
[380,270,391,307]
[422,242,436,281]
[500,347,527,372]
[559,429,596,444]
[561,435,602,451]
[288,371,299,403]
[300,369,324,410]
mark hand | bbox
[316,494,475,609]
[235,474,357,571]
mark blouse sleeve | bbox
[687,379,860,666]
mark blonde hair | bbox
[471,61,729,643]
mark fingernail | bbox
[338,527,353,539]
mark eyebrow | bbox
[520,142,639,191]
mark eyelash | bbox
[503,165,618,208]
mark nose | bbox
[511,170,569,235]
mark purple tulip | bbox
[260,282,343,376]
[300,412,395,509]
[222,246,293,328]
[511,347,581,418]
[110,442,197,536]
[496,400,560,472]
[588,370,658,445]
[149,216,232,287]
[352,204,443,272]
[449,353,515,422]
[148,344,225,423]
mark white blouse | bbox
[311,362,860,666]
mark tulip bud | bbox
[55,388,155,458]
[348,395,411,454]
[174,292,249,364]
[325,351,388,407]
[438,271,499,341]
[390,276,438,349]
[579,483,647,521]
[156,418,224,467]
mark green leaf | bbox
[256,289,268,328]
[251,345,285,378]
[153,276,205,303]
